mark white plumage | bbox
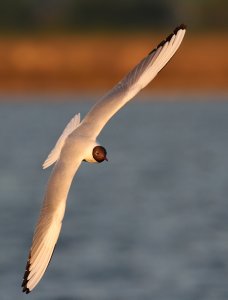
[42,113,81,169]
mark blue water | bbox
[1,95,228,300]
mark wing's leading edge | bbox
[80,24,186,139]
[22,148,83,293]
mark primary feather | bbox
[79,25,186,139]
[22,144,84,293]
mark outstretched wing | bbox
[79,25,186,139]
[22,143,84,293]
[42,113,80,169]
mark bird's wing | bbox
[22,141,84,293]
[79,25,186,139]
[42,113,80,169]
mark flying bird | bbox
[22,24,186,293]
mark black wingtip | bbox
[174,24,187,34]
[22,253,31,294]
[148,24,187,56]
[22,286,31,294]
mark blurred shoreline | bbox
[0,33,227,94]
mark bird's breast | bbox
[62,134,98,164]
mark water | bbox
[1,95,228,300]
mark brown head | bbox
[92,146,108,163]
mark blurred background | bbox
[0,1,228,300]
[0,0,227,92]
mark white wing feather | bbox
[22,143,84,293]
[42,113,80,169]
[79,25,186,139]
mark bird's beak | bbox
[105,156,108,161]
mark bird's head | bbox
[92,146,108,163]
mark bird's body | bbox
[22,24,186,293]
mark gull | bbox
[22,24,186,293]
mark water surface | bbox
[0,95,228,300]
